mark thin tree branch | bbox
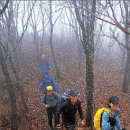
[16,1,36,46]
[0,0,10,15]
[86,8,130,35]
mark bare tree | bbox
[64,8,84,71]
[121,0,130,92]
[30,6,41,60]
[0,1,37,129]
[39,2,47,55]
[0,0,9,15]
[93,0,130,92]
[70,0,96,129]
[48,0,63,79]
[0,41,18,130]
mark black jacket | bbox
[56,99,84,126]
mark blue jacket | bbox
[101,109,122,130]
[39,59,50,73]
[38,75,59,91]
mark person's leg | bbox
[52,106,58,127]
[44,72,49,77]
[42,72,48,80]
[64,123,75,130]
[65,126,75,130]
[42,73,45,80]
[47,108,53,127]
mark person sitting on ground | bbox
[101,96,125,130]
[41,86,60,130]
[56,90,85,130]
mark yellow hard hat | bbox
[46,86,53,91]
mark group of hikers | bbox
[37,54,126,130]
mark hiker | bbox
[102,96,125,130]
[38,54,50,79]
[94,96,125,130]
[38,75,59,93]
[41,86,60,130]
[56,90,85,130]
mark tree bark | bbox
[9,54,28,112]
[122,49,130,92]
[48,0,62,79]
[0,43,19,130]
[122,1,130,92]
[0,0,10,15]
[72,0,96,129]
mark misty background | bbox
[0,0,130,130]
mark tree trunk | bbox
[122,49,130,92]
[33,27,40,60]
[122,1,130,93]
[0,44,19,130]
[9,54,28,112]
[74,23,84,71]
[4,0,28,113]
[0,0,10,15]
[85,32,94,128]
[72,0,96,129]
[7,0,19,66]
[48,0,62,79]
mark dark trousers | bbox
[64,122,75,130]
[46,106,57,127]
[42,72,49,79]
[65,126,75,130]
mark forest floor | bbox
[0,62,130,130]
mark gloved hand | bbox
[108,117,116,126]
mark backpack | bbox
[94,107,111,130]
[58,90,75,109]
[44,92,60,104]
[38,75,59,91]
[58,96,69,108]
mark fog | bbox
[0,1,130,130]
[10,1,125,67]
